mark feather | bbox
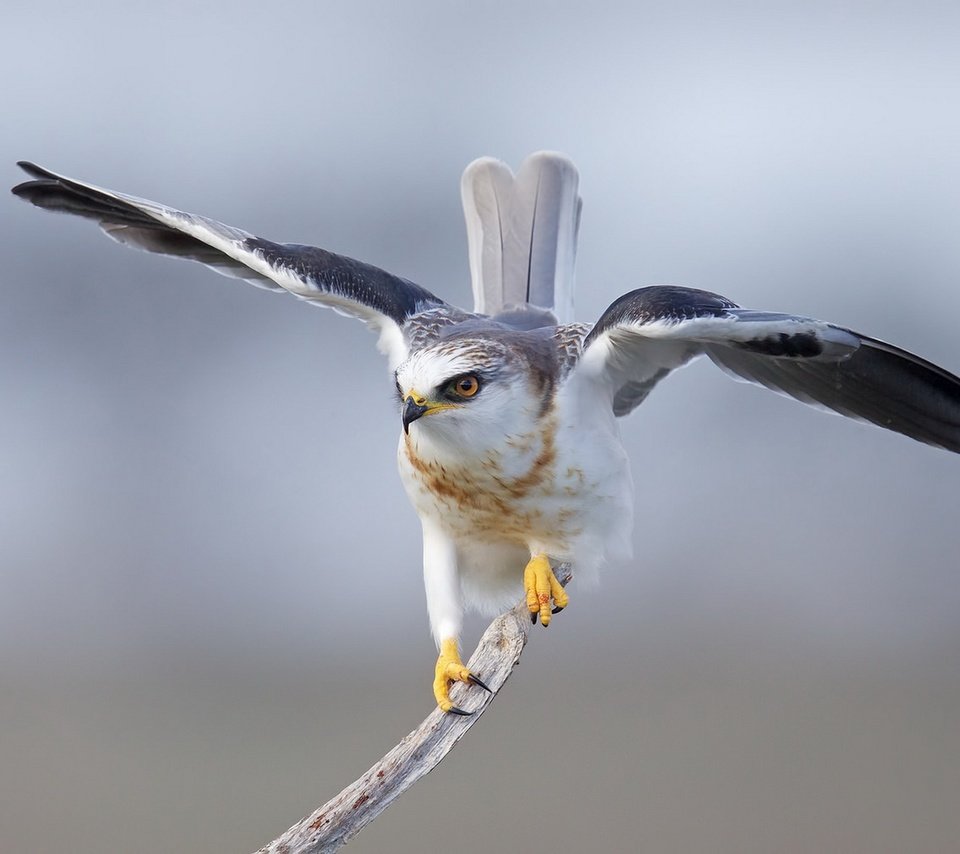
[461,151,581,322]
[578,285,960,453]
[12,161,446,367]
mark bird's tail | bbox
[461,151,581,323]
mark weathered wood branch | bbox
[253,563,572,854]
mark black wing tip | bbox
[12,162,57,200]
[11,179,58,204]
[16,161,51,179]
[11,180,35,199]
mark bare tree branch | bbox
[253,563,573,854]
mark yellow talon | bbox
[433,638,487,714]
[524,554,569,626]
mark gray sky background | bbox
[2,2,959,852]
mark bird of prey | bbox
[13,153,960,714]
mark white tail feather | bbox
[461,151,581,323]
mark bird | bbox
[13,153,960,715]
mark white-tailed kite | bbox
[13,153,960,714]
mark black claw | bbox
[468,674,492,693]
[447,705,473,716]
[552,606,564,614]
[531,611,538,624]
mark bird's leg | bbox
[433,637,491,715]
[421,519,490,714]
[524,554,569,626]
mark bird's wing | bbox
[461,151,581,322]
[572,285,960,454]
[12,162,447,367]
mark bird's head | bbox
[394,331,557,451]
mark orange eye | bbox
[453,375,480,397]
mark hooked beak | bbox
[402,396,429,434]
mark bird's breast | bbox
[398,414,591,548]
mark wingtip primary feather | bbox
[11,161,47,199]
[16,161,55,180]
[10,181,34,199]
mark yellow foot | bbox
[433,638,491,715]
[524,554,569,627]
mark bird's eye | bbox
[449,374,481,398]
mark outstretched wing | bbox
[573,286,960,454]
[11,162,446,367]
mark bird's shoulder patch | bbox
[584,286,738,348]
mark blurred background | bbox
[2,2,959,851]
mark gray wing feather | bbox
[101,223,282,290]
[705,335,960,452]
[12,162,445,341]
[577,286,960,454]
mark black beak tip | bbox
[402,398,429,433]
